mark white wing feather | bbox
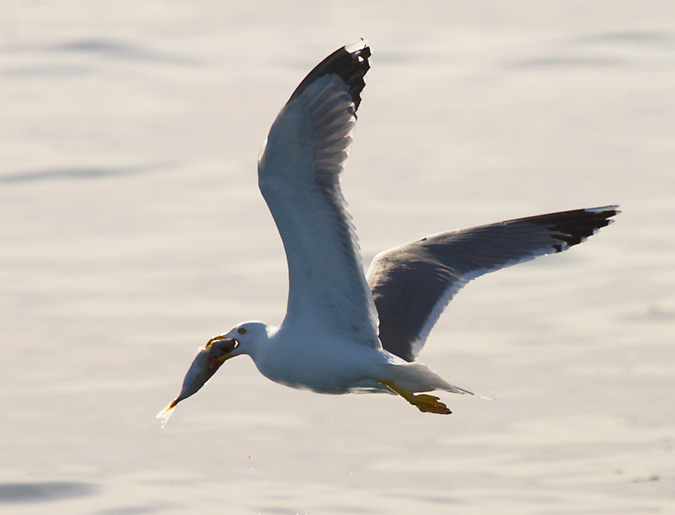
[258,42,380,345]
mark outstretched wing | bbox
[258,41,380,345]
[367,206,619,361]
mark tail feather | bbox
[379,361,473,395]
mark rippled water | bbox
[1,2,673,514]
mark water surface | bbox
[1,2,673,514]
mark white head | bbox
[220,321,272,360]
[156,321,271,425]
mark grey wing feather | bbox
[367,206,619,362]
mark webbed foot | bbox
[378,380,452,415]
[410,393,451,414]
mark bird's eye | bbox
[237,327,246,335]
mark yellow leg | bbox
[379,380,451,415]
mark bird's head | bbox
[156,321,268,425]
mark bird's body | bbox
[158,40,617,424]
[232,321,463,396]
[249,323,390,394]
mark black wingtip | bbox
[289,39,371,113]
[530,205,619,252]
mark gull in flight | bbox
[158,40,617,423]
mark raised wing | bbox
[367,206,619,361]
[257,41,380,345]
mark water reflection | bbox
[0,481,97,504]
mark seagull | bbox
[157,40,618,424]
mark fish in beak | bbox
[157,336,239,426]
